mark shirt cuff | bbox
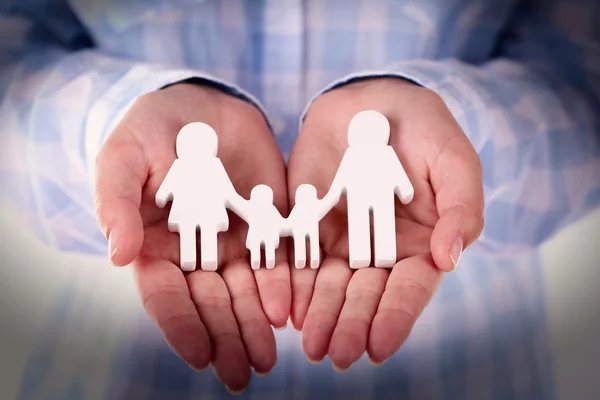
[84,64,269,182]
[300,59,492,153]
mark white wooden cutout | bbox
[318,110,415,268]
[155,122,247,272]
[244,184,285,270]
[286,184,330,269]
[155,110,414,271]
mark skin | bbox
[287,77,484,370]
[94,83,290,393]
[94,77,484,391]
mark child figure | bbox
[244,184,286,270]
[287,184,331,269]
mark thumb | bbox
[94,134,147,266]
[429,137,484,272]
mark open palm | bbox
[94,83,290,393]
[287,78,484,370]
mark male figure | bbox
[322,110,414,268]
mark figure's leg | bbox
[293,233,307,269]
[250,242,261,270]
[179,225,197,272]
[373,198,396,268]
[309,228,320,269]
[265,242,276,270]
[200,227,218,271]
[347,204,371,268]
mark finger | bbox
[367,254,442,363]
[187,270,251,394]
[132,257,211,370]
[301,258,352,363]
[430,136,484,271]
[328,268,388,370]
[221,260,277,375]
[290,265,318,331]
[94,133,147,266]
[253,245,291,330]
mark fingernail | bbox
[226,386,246,396]
[274,323,287,331]
[449,237,463,271]
[332,363,349,372]
[306,356,322,365]
[368,356,385,366]
[255,370,271,377]
[108,232,118,261]
[190,363,208,372]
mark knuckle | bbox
[336,316,371,337]
[93,197,111,235]
[472,209,486,239]
[196,294,231,311]
[229,286,259,303]
[158,312,198,332]
[345,287,382,305]
[237,315,266,331]
[378,306,418,326]
[315,281,346,298]
[291,279,315,297]
[454,203,485,241]
[142,285,185,313]
[213,331,243,347]
[388,280,432,304]
[141,286,202,330]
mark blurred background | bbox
[1,0,599,398]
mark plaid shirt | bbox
[1,0,599,398]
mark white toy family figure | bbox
[156,110,414,272]
[155,122,247,272]
[243,185,285,270]
[318,110,415,268]
[286,184,329,269]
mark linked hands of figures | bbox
[158,110,416,272]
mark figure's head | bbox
[347,110,390,148]
[176,122,218,159]
[295,184,317,203]
[250,184,274,203]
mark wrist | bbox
[302,77,443,144]
[163,82,272,146]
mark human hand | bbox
[94,83,290,392]
[287,77,484,369]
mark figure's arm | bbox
[155,161,178,208]
[318,153,349,216]
[387,147,415,205]
[218,161,250,220]
[277,210,291,236]
[315,198,334,221]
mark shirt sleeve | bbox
[304,0,600,254]
[0,6,267,255]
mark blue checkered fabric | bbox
[1,0,599,398]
